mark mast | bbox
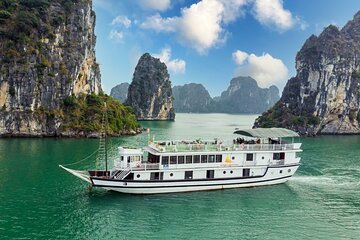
[104,102,108,175]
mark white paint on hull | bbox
[92,165,298,194]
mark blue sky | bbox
[93,0,360,97]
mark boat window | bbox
[185,171,193,179]
[121,156,124,161]
[216,155,222,162]
[162,156,169,165]
[273,152,285,160]
[186,155,192,164]
[208,155,215,163]
[243,168,250,177]
[134,156,141,162]
[201,155,208,163]
[150,172,160,180]
[170,156,177,164]
[127,156,131,163]
[206,170,214,179]
[148,153,160,163]
[246,154,253,161]
[178,156,185,164]
[193,155,200,163]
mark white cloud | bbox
[109,30,124,42]
[233,50,288,88]
[137,0,171,11]
[232,50,249,65]
[140,14,177,32]
[219,0,248,23]
[141,0,248,54]
[153,48,186,74]
[252,0,295,31]
[111,16,131,28]
[140,0,303,53]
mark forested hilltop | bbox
[0,0,139,137]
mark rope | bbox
[61,148,99,167]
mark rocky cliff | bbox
[173,77,279,114]
[255,11,360,135]
[173,83,213,113]
[214,77,279,114]
[110,82,129,103]
[0,0,138,136]
[126,53,175,120]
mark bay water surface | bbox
[0,113,359,239]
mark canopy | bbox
[233,128,299,138]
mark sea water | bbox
[0,113,359,239]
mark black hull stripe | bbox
[90,164,299,184]
[93,175,292,189]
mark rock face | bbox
[255,11,360,135]
[172,83,213,113]
[0,0,101,136]
[214,77,279,114]
[110,82,129,103]
[126,53,175,120]
[173,77,279,113]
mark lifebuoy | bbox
[136,162,141,168]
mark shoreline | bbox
[0,128,144,139]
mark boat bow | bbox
[59,165,91,184]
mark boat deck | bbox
[149,141,301,153]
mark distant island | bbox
[110,83,129,103]
[255,11,360,135]
[0,0,139,137]
[112,76,279,114]
[125,53,175,120]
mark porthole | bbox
[288,169,291,173]
[223,171,226,174]
[137,174,140,178]
[230,170,233,174]
[262,156,264,159]
[279,170,283,174]
[170,173,174,177]
[231,156,235,160]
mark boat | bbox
[60,126,302,194]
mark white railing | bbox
[149,143,300,153]
[131,163,160,171]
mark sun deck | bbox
[148,140,301,153]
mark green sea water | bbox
[0,113,359,239]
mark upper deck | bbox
[148,139,302,153]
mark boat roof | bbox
[233,128,299,138]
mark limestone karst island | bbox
[1,0,360,239]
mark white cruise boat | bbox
[60,128,302,194]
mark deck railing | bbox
[149,142,301,153]
[131,163,160,170]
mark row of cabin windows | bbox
[129,168,252,180]
[161,155,222,165]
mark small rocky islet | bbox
[125,53,175,121]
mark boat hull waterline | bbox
[62,164,299,194]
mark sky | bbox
[93,0,360,97]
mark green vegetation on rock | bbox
[255,102,320,130]
[61,93,140,135]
